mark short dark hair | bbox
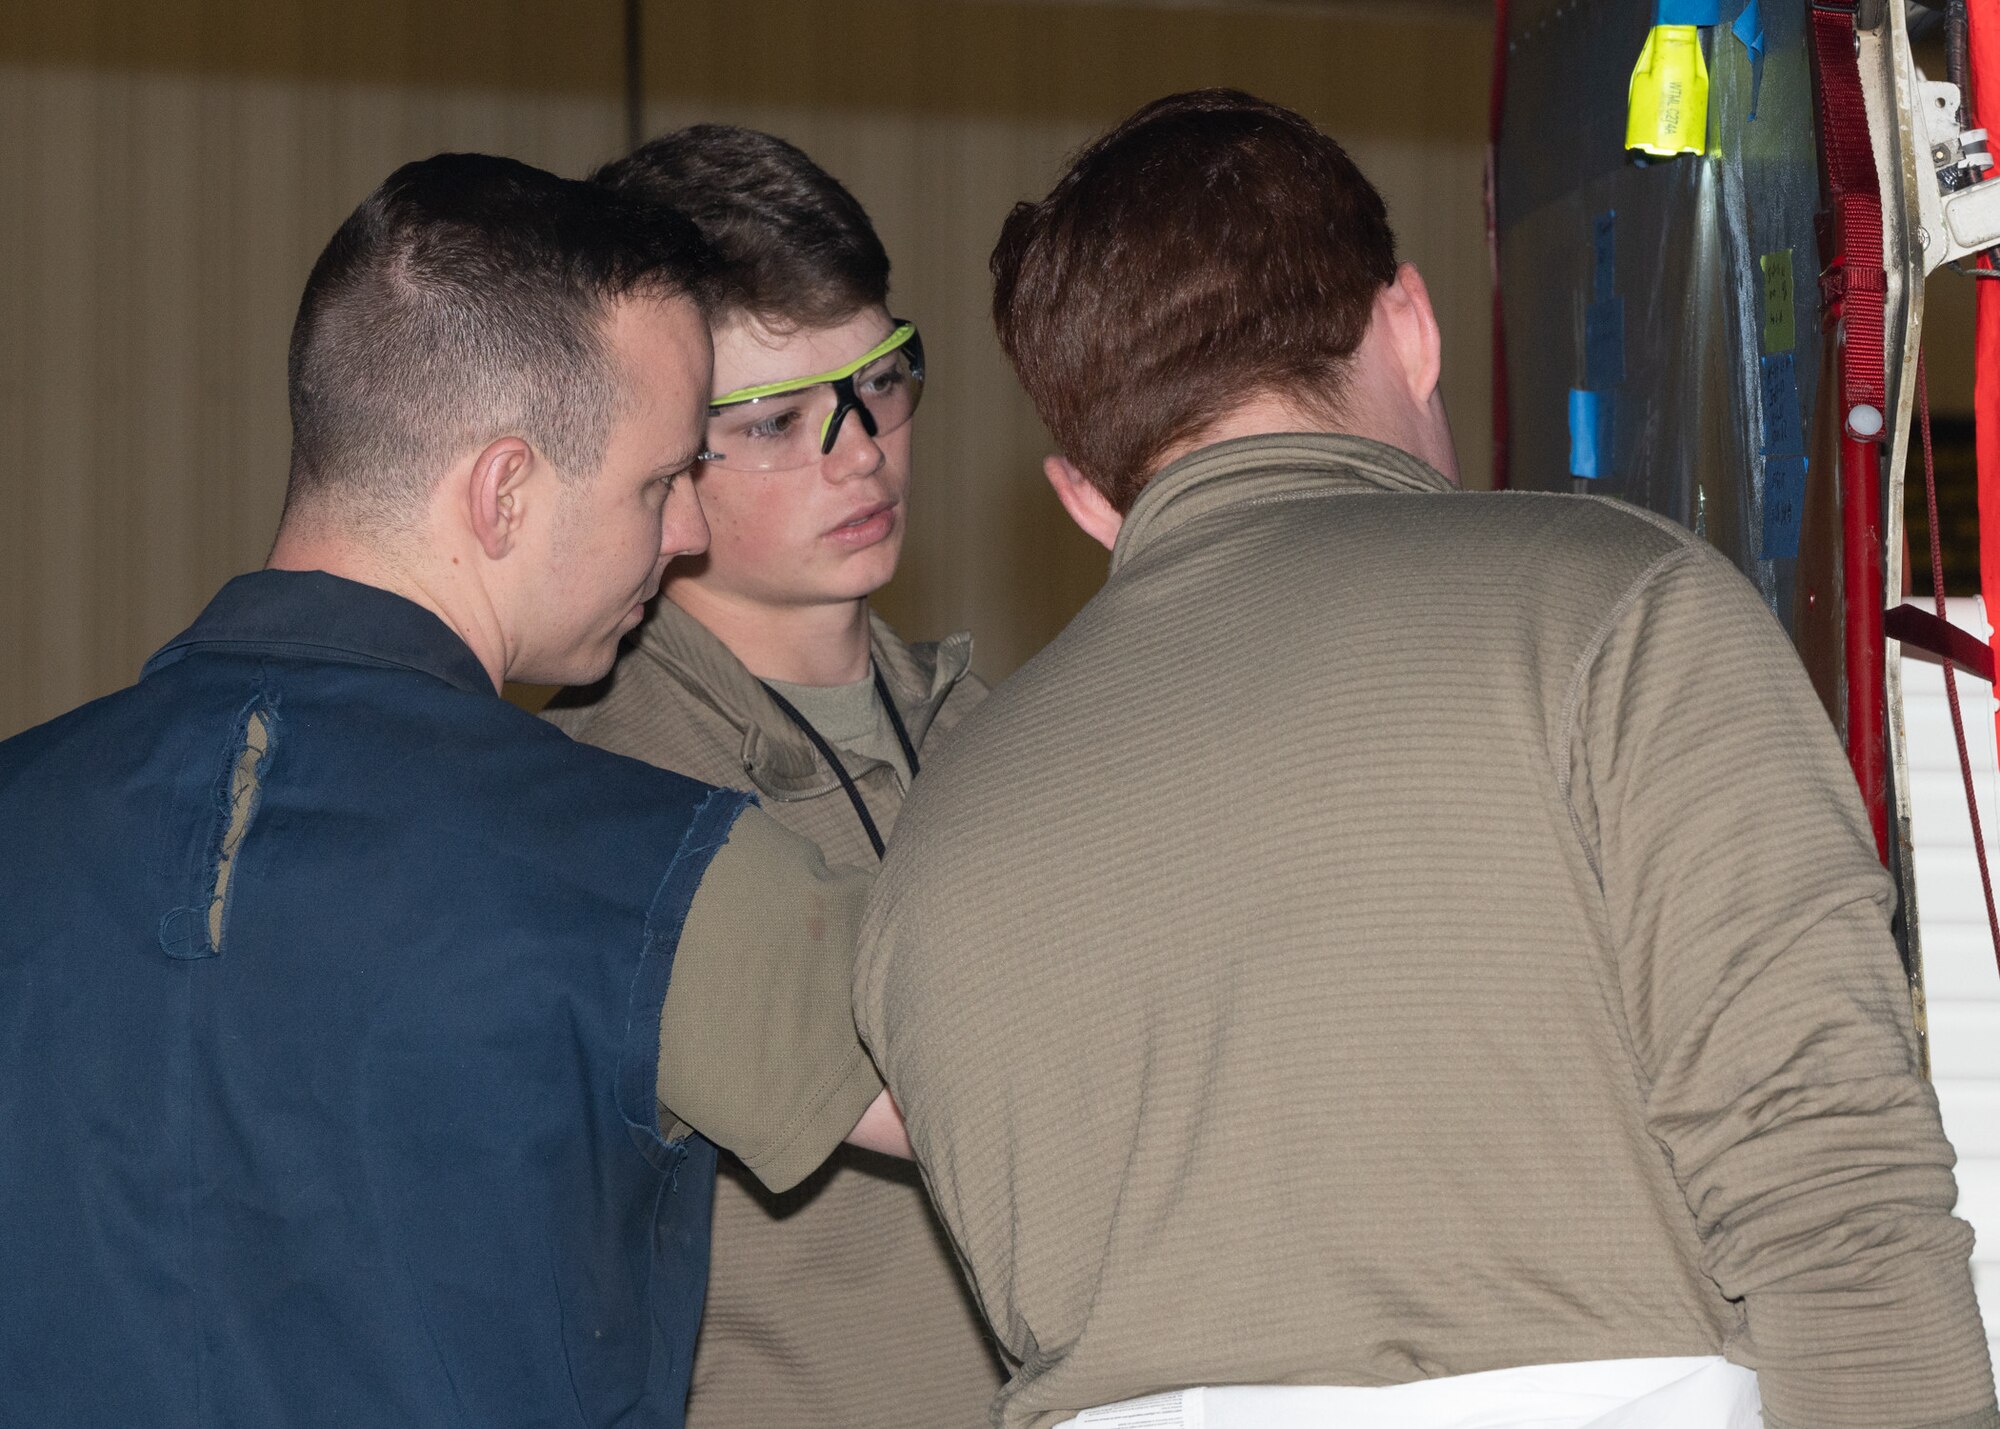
[593,125,889,331]
[284,152,714,521]
[991,89,1398,512]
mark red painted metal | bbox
[1884,603,1998,682]
[1974,0,2000,758]
[1844,429,1888,859]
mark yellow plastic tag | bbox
[1626,24,1709,157]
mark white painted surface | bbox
[1903,596,2000,1367]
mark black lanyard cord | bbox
[874,665,922,780]
[757,665,918,861]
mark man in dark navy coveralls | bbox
[0,154,905,1429]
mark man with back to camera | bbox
[548,125,1003,1428]
[855,90,1999,1429]
[0,152,905,1428]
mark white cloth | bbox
[1055,1356,1761,1429]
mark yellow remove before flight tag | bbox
[1626,24,1709,157]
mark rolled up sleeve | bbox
[657,805,884,1193]
[1573,545,1996,1428]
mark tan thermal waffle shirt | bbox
[856,434,1999,1429]
[548,599,1003,1429]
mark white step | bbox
[1926,1001,2000,1080]
[1958,1159,2000,1253]
[1936,1082,2000,1160]
[1904,601,2000,1361]
[1921,929,2000,1004]
[1912,849,2000,938]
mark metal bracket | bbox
[1914,75,2000,273]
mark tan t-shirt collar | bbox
[625,596,972,800]
[1112,433,1458,575]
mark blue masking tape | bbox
[1759,350,1804,457]
[1731,0,1763,53]
[1569,389,1613,479]
[1592,211,1617,301]
[1585,296,1626,389]
[1762,454,1806,559]
[1654,0,1720,23]
[1734,0,1765,117]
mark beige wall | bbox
[0,0,1493,738]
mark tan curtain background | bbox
[1,0,1494,740]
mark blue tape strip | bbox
[1569,389,1613,480]
[1585,297,1625,390]
[1734,0,1765,117]
[1758,350,1804,458]
[1731,0,1763,53]
[1761,454,1806,559]
[1654,0,1720,23]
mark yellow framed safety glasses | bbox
[701,321,925,472]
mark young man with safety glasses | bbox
[545,126,1001,1429]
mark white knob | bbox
[1847,404,1884,438]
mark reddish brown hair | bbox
[991,89,1398,511]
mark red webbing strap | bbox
[1809,0,1891,859]
[1810,3,1888,409]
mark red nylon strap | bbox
[1811,2,1888,411]
[1808,0,1890,857]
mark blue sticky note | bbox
[1585,296,1626,389]
[1759,350,1804,457]
[1592,211,1617,300]
[1762,453,1806,559]
[1569,389,1613,479]
[1655,0,1721,23]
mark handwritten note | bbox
[1762,454,1806,559]
[1759,249,1795,355]
[1759,350,1804,458]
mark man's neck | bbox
[267,522,509,693]
[665,582,873,686]
[1149,391,1458,489]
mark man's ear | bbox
[1043,455,1124,551]
[466,437,536,562]
[1377,262,1444,406]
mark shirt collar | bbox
[143,569,495,697]
[1111,433,1457,574]
[625,596,973,798]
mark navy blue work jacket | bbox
[0,570,752,1428]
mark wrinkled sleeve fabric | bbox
[658,804,883,1195]
[1570,543,1996,1429]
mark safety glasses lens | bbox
[703,336,924,472]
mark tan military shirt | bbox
[857,434,1998,1429]
[550,599,1003,1429]
[660,805,881,1192]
